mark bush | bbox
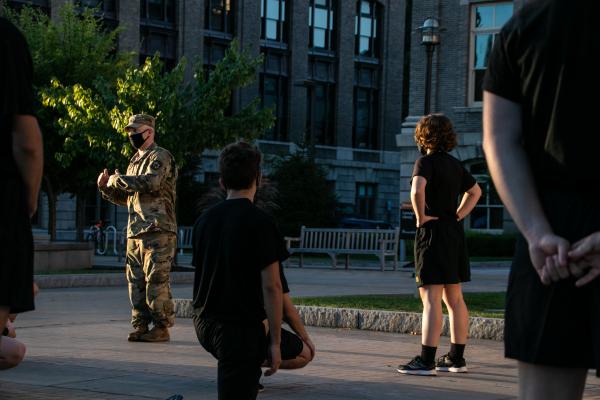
[270,153,338,237]
[465,232,516,257]
[402,232,517,258]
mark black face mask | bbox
[129,132,147,149]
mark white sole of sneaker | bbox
[397,368,437,376]
[436,366,468,373]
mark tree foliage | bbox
[5,3,274,236]
[270,153,338,236]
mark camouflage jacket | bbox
[100,143,177,238]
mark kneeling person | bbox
[192,142,285,400]
[261,265,315,373]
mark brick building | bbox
[398,0,526,233]
[6,0,524,237]
[5,0,408,237]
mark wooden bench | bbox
[285,226,400,271]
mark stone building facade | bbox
[397,0,526,233]
[7,0,525,237]
[6,0,408,237]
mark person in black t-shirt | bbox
[192,142,284,399]
[397,114,481,376]
[483,1,600,398]
[0,17,43,370]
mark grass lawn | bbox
[292,292,506,319]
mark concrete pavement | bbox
[1,274,599,399]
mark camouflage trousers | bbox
[126,231,176,329]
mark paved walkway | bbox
[2,268,598,399]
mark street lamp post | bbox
[419,18,441,115]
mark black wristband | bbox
[2,327,8,336]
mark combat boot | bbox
[139,325,170,342]
[127,325,149,342]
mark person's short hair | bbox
[414,113,457,153]
[219,141,262,190]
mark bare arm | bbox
[483,91,570,284]
[410,176,438,227]
[456,183,482,221]
[283,293,315,360]
[12,115,43,218]
[262,261,283,376]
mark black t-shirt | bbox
[411,152,476,219]
[0,17,35,162]
[483,0,600,190]
[192,198,289,322]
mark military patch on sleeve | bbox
[150,160,162,170]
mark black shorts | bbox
[414,219,470,287]
[266,327,304,361]
[504,191,600,377]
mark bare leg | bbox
[519,362,587,400]
[0,307,26,370]
[442,283,468,344]
[280,342,312,370]
[419,285,444,347]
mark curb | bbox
[172,299,504,341]
[35,272,194,289]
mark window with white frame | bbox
[261,0,287,43]
[309,0,336,50]
[469,2,513,105]
[468,162,503,231]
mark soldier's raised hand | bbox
[97,168,110,188]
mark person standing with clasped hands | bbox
[482,1,599,398]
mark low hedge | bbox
[403,232,517,258]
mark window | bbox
[309,0,335,50]
[79,0,118,29]
[204,37,229,73]
[469,2,513,104]
[79,0,116,15]
[355,0,379,58]
[353,64,379,149]
[260,49,288,141]
[261,0,287,43]
[356,183,377,219]
[84,189,112,227]
[205,0,234,34]
[139,28,178,69]
[468,162,504,230]
[307,58,336,145]
[141,0,176,24]
[140,0,177,70]
[7,0,50,14]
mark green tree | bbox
[4,3,132,239]
[6,3,274,239]
[270,153,338,236]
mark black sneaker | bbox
[397,356,437,376]
[435,353,468,373]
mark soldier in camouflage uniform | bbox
[97,114,177,342]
